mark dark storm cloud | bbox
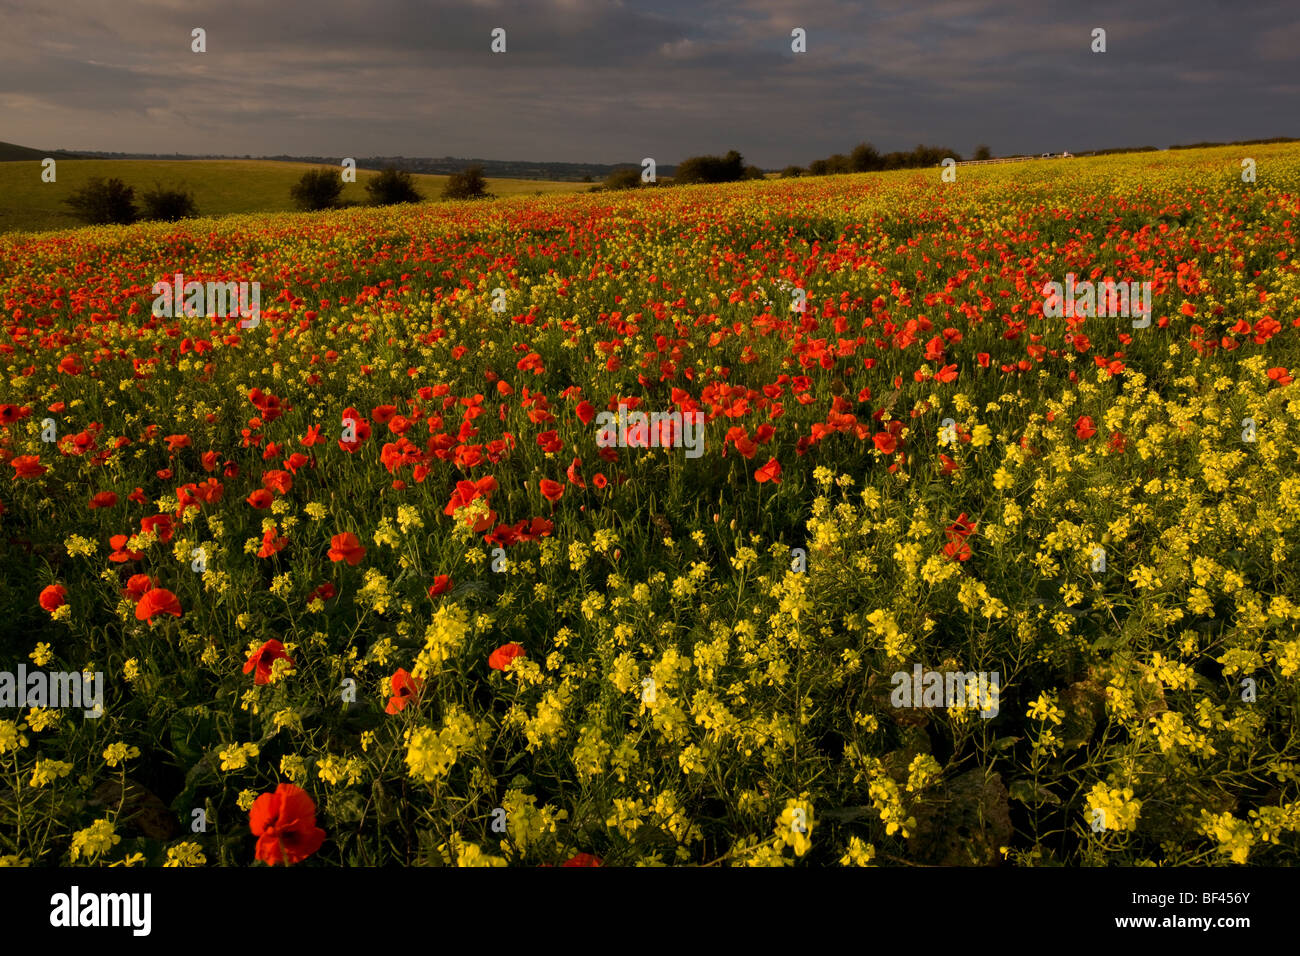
[0,0,1295,167]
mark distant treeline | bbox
[1071,136,1300,157]
[1167,136,1299,150]
[597,143,967,190]
[782,142,966,178]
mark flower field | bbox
[2,144,1299,867]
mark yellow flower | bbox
[30,759,74,788]
[839,836,876,866]
[163,842,207,867]
[775,797,815,856]
[103,742,141,767]
[69,819,120,863]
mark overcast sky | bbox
[1,0,1296,167]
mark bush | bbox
[742,165,766,181]
[290,168,344,211]
[603,167,643,190]
[139,184,198,222]
[850,142,883,172]
[365,167,422,206]
[673,150,747,185]
[62,177,137,225]
[779,166,805,178]
[973,144,992,161]
[443,165,490,200]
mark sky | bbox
[1,0,1296,168]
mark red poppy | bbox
[560,852,603,867]
[488,643,526,671]
[247,489,273,509]
[88,491,118,509]
[593,473,608,489]
[385,668,424,715]
[258,526,289,558]
[141,514,174,542]
[575,400,596,425]
[262,470,293,495]
[310,582,336,603]
[945,513,977,539]
[338,408,372,452]
[754,457,782,483]
[327,532,366,566]
[122,574,155,601]
[539,479,565,503]
[942,538,972,562]
[284,452,311,474]
[108,534,144,563]
[243,639,295,685]
[428,575,453,597]
[38,584,66,612]
[10,455,46,479]
[135,588,182,622]
[872,433,897,455]
[1074,415,1097,440]
[249,783,326,866]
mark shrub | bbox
[290,168,344,211]
[139,184,198,222]
[62,177,138,225]
[673,150,747,185]
[779,166,805,178]
[603,168,643,190]
[365,167,422,206]
[443,165,490,200]
[850,142,883,172]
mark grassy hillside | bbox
[0,158,590,235]
[0,141,78,163]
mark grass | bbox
[0,158,591,235]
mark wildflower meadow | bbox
[2,144,1299,869]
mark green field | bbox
[0,158,591,235]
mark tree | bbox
[779,166,805,178]
[290,168,344,211]
[673,149,748,185]
[603,167,642,190]
[443,165,489,200]
[850,142,883,172]
[62,177,138,225]
[365,167,422,205]
[139,183,198,222]
[973,144,992,161]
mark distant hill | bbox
[0,141,79,162]
[0,158,589,235]
[57,150,677,182]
